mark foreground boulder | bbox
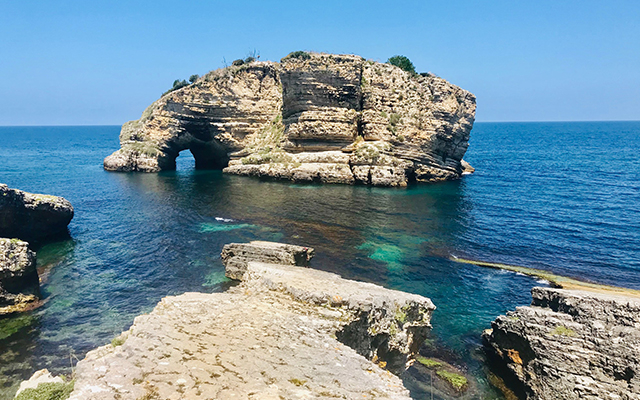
[484,287,640,400]
[0,184,74,243]
[104,52,476,186]
[0,238,39,315]
[52,242,434,399]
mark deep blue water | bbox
[0,122,639,399]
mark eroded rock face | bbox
[0,184,74,243]
[0,238,39,315]
[221,240,314,280]
[54,242,434,399]
[241,262,436,372]
[105,52,476,186]
[484,287,640,400]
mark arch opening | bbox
[161,141,231,171]
[175,150,196,171]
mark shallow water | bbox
[0,122,639,398]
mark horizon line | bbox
[1,119,639,128]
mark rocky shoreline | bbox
[104,52,476,186]
[0,184,74,316]
[484,287,640,400]
[13,241,640,399]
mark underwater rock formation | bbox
[0,184,74,243]
[484,287,640,400]
[0,238,39,315]
[104,52,476,186]
[40,242,434,399]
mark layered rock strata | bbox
[0,238,39,315]
[51,242,434,399]
[104,52,476,186]
[0,184,74,243]
[221,240,314,279]
[484,287,640,400]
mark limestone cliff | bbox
[484,287,640,400]
[104,52,476,186]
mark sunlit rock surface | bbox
[104,52,476,186]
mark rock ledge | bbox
[53,242,435,399]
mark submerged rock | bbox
[484,287,640,400]
[0,184,74,243]
[221,240,314,280]
[51,242,434,399]
[104,52,476,186]
[0,238,39,315]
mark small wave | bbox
[215,217,234,223]
[536,279,550,285]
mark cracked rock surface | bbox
[484,287,640,400]
[62,258,435,399]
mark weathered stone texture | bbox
[0,184,74,242]
[484,287,640,400]
[104,52,476,186]
[0,238,39,315]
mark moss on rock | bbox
[15,381,74,400]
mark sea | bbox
[0,122,639,399]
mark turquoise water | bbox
[0,122,639,398]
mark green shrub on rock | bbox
[387,55,416,74]
[281,51,311,62]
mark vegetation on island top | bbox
[387,55,416,74]
[281,50,311,62]
[162,74,199,96]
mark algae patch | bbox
[15,380,75,400]
[436,370,468,392]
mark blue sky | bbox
[1,0,638,125]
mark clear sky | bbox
[1,0,639,125]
